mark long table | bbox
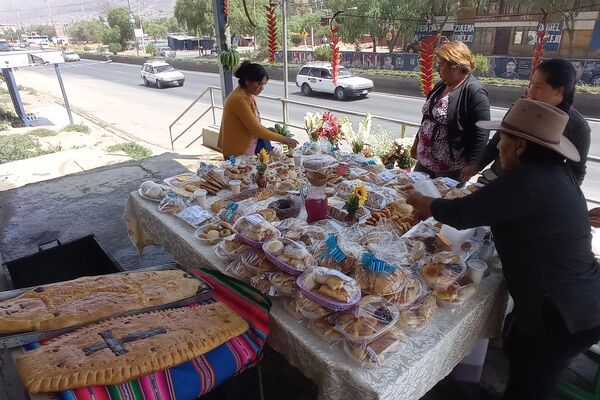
[124,191,508,400]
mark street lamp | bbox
[129,14,139,56]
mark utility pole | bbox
[79,0,87,20]
[126,0,139,56]
[137,0,145,51]
[43,0,56,29]
[282,0,289,100]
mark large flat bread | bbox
[16,302,248,393]
[0,270,202,334]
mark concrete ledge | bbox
[202,125,221,152]
[78,52,600,118]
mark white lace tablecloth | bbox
[123,191,508,400]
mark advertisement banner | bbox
[541,21,563,52]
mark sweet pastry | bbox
[313,318,343,341]
[16,303,248,393]
[266,240,284,255]
[399,310,426,331]
[422,262,459,289]
[0,270,202,334]
[345,332,398,365]
[297,293,330,319]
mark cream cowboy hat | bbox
[476,98,580,162]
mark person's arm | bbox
[408,171,529,230]
[232,96,298,145]
[478,132,500,169]
[465,86,491,165]
[565,118,591,186]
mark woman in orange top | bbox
[218,61,298,158]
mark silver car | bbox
[63,50,80,62]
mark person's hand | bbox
[283,137,299,148]
[460,164,480,182]
[406,190,434,220]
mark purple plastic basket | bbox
[296,270,361,311]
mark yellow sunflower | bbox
[353,185,368,207]
[258,148,270,164]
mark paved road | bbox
[13,59,600,202]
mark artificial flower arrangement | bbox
[304,111,345,147]
[256,148,270,173]
[344,114,372,154]
[343,185,368,215]
[395,137,417,170]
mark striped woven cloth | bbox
[22,268,271,400]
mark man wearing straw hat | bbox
[407,98,600,399]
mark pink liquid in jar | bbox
[305,187,327,223]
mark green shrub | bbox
[313,45,332,61]
[107,142,152,160]
[145,44,157,55]
[29,128,58,137]
[473,54,490,77]
[108,42,121,55]
[290,34,303,46]
[62,123,91,134]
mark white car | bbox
[296,62,374,100]
[155,46,176,57]
[63,50,80,62]
[141,61,185,88]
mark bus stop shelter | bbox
[0,49,73,127]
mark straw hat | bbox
[476,98,579,162]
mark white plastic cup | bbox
[193,189,208,208]
[467,259,488,285]
[293,154,302,167]
[214,168,225,182]
[229,179,241,195]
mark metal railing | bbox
[169,85,600,204]
[168,85,421,150]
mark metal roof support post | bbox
[2,68,29,127]
[54,64,74,125]
[212,0,233,103]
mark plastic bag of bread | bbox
[353,264,408,296]
[284,296,303,321]
[216,205,245,224]
[284,224,329,247]
[269,271,298,297]
[335,180,399,210]
[296,292,331,320]
[335,295,400,342]
[302,154,338,172]
[263,238,317,276]
[343,332,401,367]
[250,273,277,296]
[214,235,250,261]
[311,316,343,343]
[275,218,307,233]
[362,235,425,268]
[158,192,189,214]
[233,214,281,248]
[297,267,361,311]
[420,261,466,290]
[311,235,360,275]
[383,274,427,308]
[434,275,478,307]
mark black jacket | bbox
[432,163,600,335]
[422,75,491,165]
[478,106,591,185]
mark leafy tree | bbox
[68,21,108,43]
[174,0,214,36]
[145,22,168,40]
[503,0,596,57]
[102,28,121,46]
[145,44,157,54]
[107,7,140,47]
[31,24,57,37]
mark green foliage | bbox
[28,128,58,137]
[145,22,168,40]
[473,54,490,77]
[62,124,91,134]
[0,134,60,164]
[313,46,332,61]
[107,7,139,47]
[145,44,157,55]
[228,0,270,49]
[109,42,122,55]
[290,34,303,46]
[102,28,121,46]
[174,0,214,36]
[107,142,152,160]
[31,25,57,37]
[68,21,108,43]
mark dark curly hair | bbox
[234,61,269,88]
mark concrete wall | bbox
[79,52,600,118]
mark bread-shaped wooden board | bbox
[16,302,248,393]
[0,269,202,334]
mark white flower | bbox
[358,114,372,142]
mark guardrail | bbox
[169,85,600,204]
